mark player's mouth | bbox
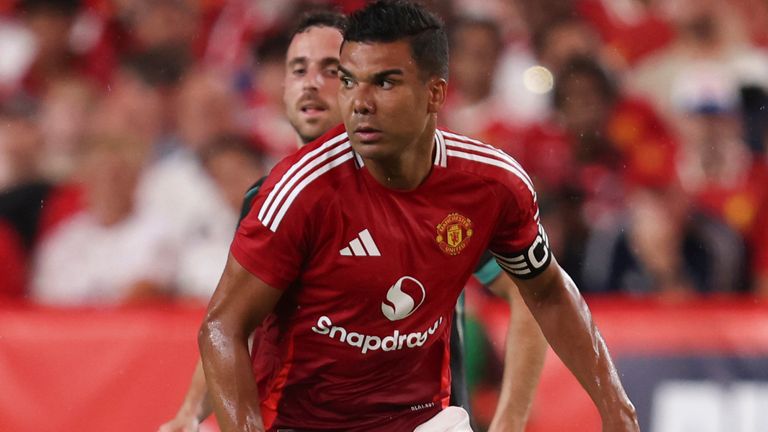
[298,100,329,118]
[354,126,382,143]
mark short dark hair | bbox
[123,44,191,88]
[292,10,347,39]
[18,0,80,16]
[344,0,449,80]
[554,56,617,109]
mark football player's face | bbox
[338,40,446,161]
[283,26,344,144]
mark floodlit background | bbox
[1,0,768,431]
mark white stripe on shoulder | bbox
[259,133,350,225]
[445,147,536,197]
[443,134,534,190]
[442,131,530,173]
[258,132,348,222]
[267,151,354,232]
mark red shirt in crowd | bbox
[695,161,768,275]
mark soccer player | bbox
[199,1,639,431]
[160,9,547,432]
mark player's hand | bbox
[157,415,200,432]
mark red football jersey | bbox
[231,124,551,431]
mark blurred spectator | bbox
[120,44,193,148]
[174,134,265,301]
[494,15,603,127]
[513,56,679,289]
[583,184,746,296]
[444,13,598,150]
[444,16,509,135]
[172,67,237,154]
[0,93,87,298]
[673,76,768,294]
[136,68,247,299]
[38,77,97,181]
[32,123,175,305]
[628,0,768,119]
[0,95,55,254]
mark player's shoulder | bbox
[439,128,536,200]
[266,124,355,185]
[255,124,356,232]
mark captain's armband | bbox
[492,223,551,279]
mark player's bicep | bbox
[508,257,563,304]
[203,253,283,337]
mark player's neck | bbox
[365,122,437,191]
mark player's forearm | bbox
[518,265,636,424]
[487,276,547,431]
[198,318,264,432]
[491,296,547,431]
[176,359,213,422]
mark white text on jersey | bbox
[311,315,444,354]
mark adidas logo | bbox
[340,229,381,257]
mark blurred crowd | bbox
[1,0,768,306]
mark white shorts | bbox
[413,407,473,432]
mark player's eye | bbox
[377,79,395,90]
[292,68,306,76]
[340,76,355,89]
[324,67,339,78]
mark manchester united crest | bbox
[436,213,473,256]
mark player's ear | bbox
[426,77,447,114]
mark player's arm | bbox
[157,359,211,432]
[485,272,547,432]
[198,253,283,432]
[512,260,639,431]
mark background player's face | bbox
[283,26,344,144]
[338,40,443,161]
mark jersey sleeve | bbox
[230,166,311,290]
[489,170,552,280]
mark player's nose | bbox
[352,84,375,115]
[302,67,323,90]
